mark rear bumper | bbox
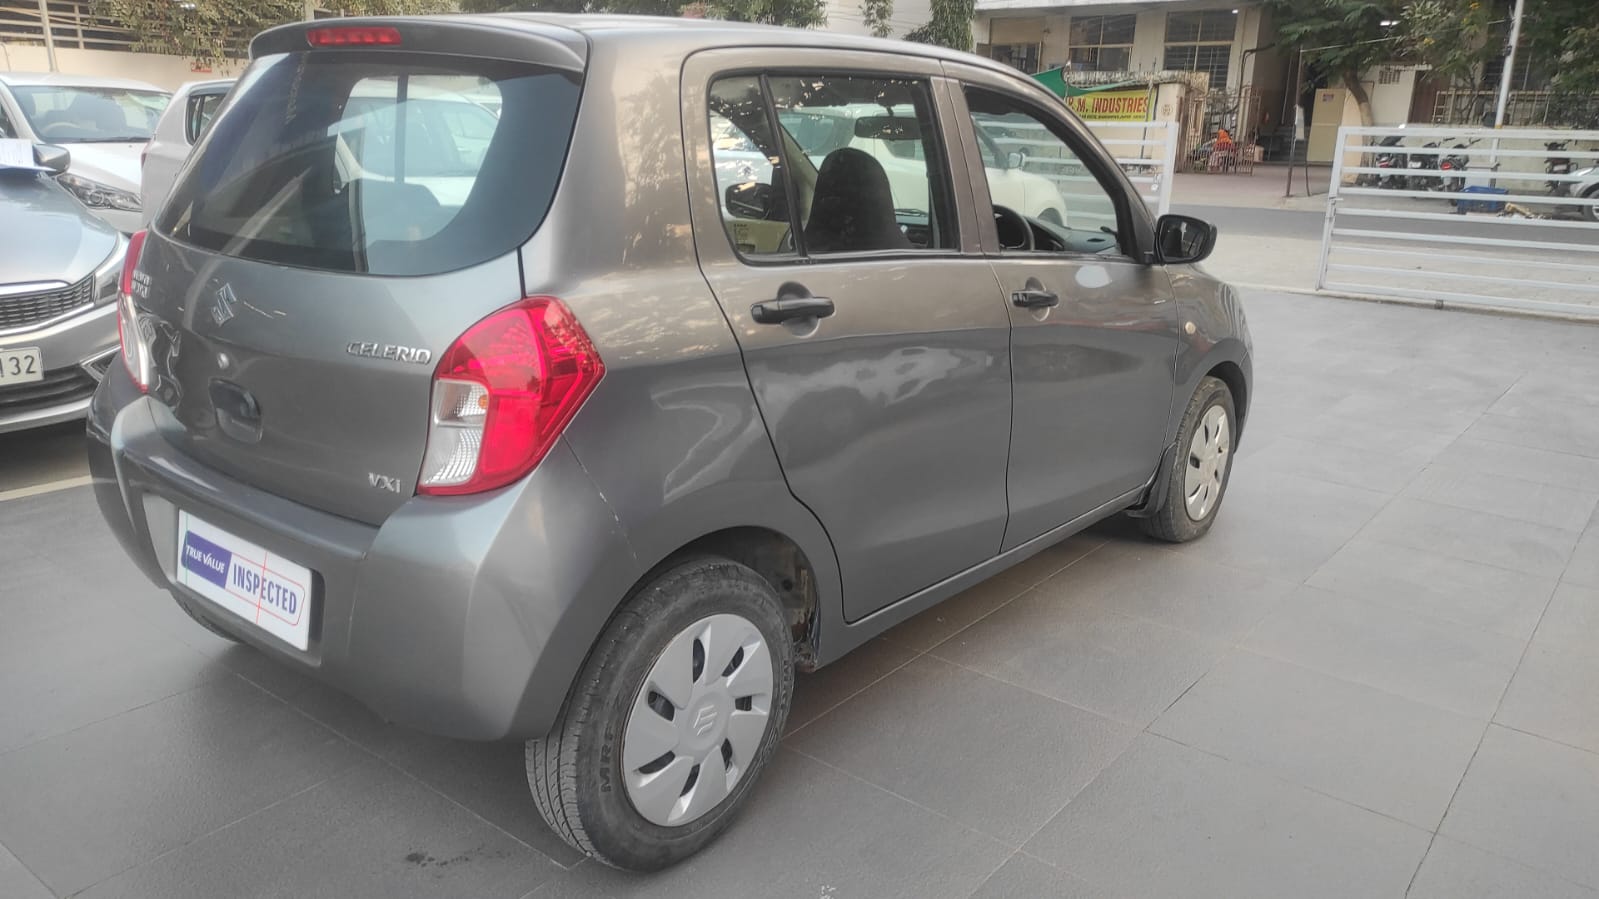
[88,367,640,740]
[0,303,117,435]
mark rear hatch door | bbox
[136,21,584,524]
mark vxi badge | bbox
[346,341,433,365]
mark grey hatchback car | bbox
[90,14,1251,871]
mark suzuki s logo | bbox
[691,704,719,737]
[368,473,402,493]
[211,283,237,326]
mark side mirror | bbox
[1006,150,1026,171]
[33,143,70,175]
[725,181,776,220]
[1155,214,1217,264]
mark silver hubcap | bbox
[1185,404,1230,521]
[622,613,774,827]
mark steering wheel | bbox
[992,205,1034,251]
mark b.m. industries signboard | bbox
[1065,88,1151,121]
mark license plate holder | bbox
[175,511,315,650]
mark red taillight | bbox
[417,297,604,496]
[118,230,150,393]
[306,26,402,47]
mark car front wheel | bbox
[1139,375,1236,542]
[526,556,794,871]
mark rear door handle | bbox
[1011,289,1059,309]
[751,296,835,324]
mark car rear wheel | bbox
[526,556,794,871]
[1139,376,1236,543]
[1583,186,1599,223]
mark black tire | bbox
[1140,376,1237,543]
[526,556,795,871]
[1583,186,1599,224]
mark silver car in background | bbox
[0,145,124,433]
[140,78,233,226]
[0,72,170,233]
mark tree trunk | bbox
[1342,70,1376,126]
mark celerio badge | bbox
[346,341,433,365]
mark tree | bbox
[705,0,827,28]
[94,0,453,63]
[860,0,892,38]
[1266,0,1402,126]
[458,0,684,13]
[1399,0,1498,123]
[904,0,972,50]
[1520,0,1599,101]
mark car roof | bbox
[0,71,168,92]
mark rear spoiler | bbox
[250,15,587,71]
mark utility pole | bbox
[36,0,57,72]
[1493,0,1526,127]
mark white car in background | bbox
[0,72,170,233]
[141,78,233,226]
[711,103,1071,225]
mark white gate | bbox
[1317,125,1599,318]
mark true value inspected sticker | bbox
[175,510,314,650]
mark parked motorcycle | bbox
[1406,139,1446,192]
[1546,141,1573,197]
[1439,138,1480,201]
[1371,135,1408,189]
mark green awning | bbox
[1032,68,1141,99]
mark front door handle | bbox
[751,296,835,324]
[1011,288,1059,309]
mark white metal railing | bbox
[983,120,1177,222]
[1317,125,1599,318]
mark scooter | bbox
[1546,141,1573,197]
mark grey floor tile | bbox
[791,656,1134,843]
[531,750,1010,899]
[0,843,51,899]
[1357,497,1579,580]
[1280,413,1459,461]
[1442,725,1599,890]
[0,677,367,897]
[0,606,229,754]
[1402,466,1599,532]
[1432,438,1599,494]
[286,683,586,868]
[991,533,1107,589]
[1306,537,1556,640]
[1040,542,1296,642]
[1566,529,1599,590]
[1166,470,1389,582]
[786,637,918,734]
[1410,838,1599,899]
[1534,582,1599,650]
[968,852,1119,899]
[77,759,559,899]
[1496,641,1599,754]
[1245,434,1432,494]
[1024,734,1430,899]
[1151,651,1485,828]
[1467,413,1599,461]
[932,585,1226,728]
[882,576,1030,653]
[1244,586,1524,719]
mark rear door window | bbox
[184,91,225,144]
[158,52,580,276]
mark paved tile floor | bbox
[4,290,1599,898]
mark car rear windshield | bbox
[156,51,580,276]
